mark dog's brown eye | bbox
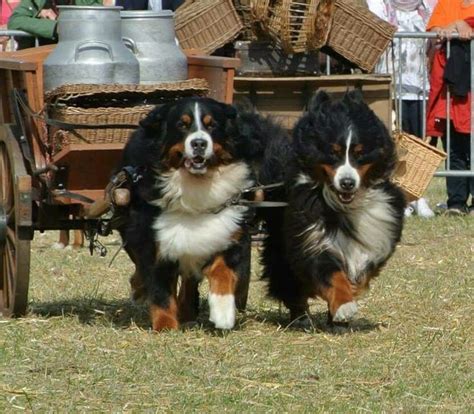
[330,144,342,156]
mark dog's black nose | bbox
[340,178,356,191]
[191,138,208,154]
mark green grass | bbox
[1,178,473,413]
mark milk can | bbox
[121,10,187,84]
[43,6,140,92]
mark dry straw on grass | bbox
[0,179,473,412]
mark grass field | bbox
[1,179,473,413]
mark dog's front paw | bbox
[333,301,358,323]
[208,293,236,330]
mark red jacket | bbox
[426,18,474,137]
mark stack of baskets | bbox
[175,0,244,54]
[44,79,208,155]
[248,0,395,72]
[392,131,447,202]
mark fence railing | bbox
[0,29,38,48]
[390,32,474,178]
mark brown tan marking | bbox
[150,299,179,331]
[204,255,237,296]
[359,163,377,187]
[331,143,343,155]
[180,114,192,126]
[130,270,146,303]
[163,142,185,169]
[353,144,364,155]
[320,164,337,179]
[318,271,354,317]
[211,142,233,166]
[203,114,213,127]
[352,268,380,297]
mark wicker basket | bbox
[325,0,396,72]
[392,131,447,202]
[175,0,244,54]
[48,105,153,153]
[250,0,272,22]
[46,79,209,154]
[234,0,258,40]
[280,0,324,53]
[251,0,334,54]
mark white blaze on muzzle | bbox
[184,102,214,160]
[333,128,360,193]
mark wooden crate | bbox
[233,74,393,130]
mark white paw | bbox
[208,293,236,330]
[333,301,358,323]
[51,242,66,250]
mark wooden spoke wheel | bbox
[0,125,32,317]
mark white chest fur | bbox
[304,187,399,283]
[151,162,252,274]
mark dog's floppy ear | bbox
[343,88,364,105]
[308,90,331,114]
[139,103,171,132]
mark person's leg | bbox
[401,100,423,138]
[442,125,470,213]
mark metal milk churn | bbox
[121,10,188,84]
[43,6,140,92]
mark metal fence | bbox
[0,29,38,50]
[389,32,473,178]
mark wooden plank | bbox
[234,75,393,130]
[187,55,240,69]
[235,74,392,83]
[0,58,37,71]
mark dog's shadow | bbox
[29,296,244,333]
[30,297,151,329]
[249,308,382,335]
[29,297,382,335]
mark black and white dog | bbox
[260,90,405,326]
[117,97,283,331]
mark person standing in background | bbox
[7,0,104,49]
[426,0,474,216]
[1,0,20,50]
[367,0,437,218]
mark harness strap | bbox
[212,181,288,214]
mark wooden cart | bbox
[0,45,239,317]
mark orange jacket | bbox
[426,17,474,136]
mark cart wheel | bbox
[0,125,31,317]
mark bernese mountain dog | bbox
[117,96,281,331]
[259,89,405,327]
